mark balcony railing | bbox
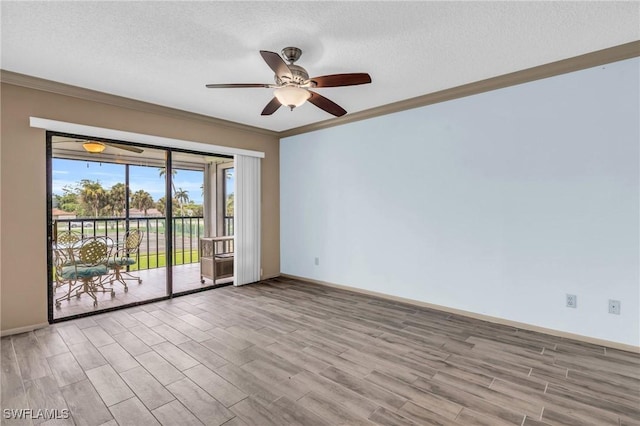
[53,216,234,271]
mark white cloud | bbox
[52,179,78,194]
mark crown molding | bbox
[0,69,279,138]
[279,40,640,138]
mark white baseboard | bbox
[279,274,640,354]
[1,322,49,337]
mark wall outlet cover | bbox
[566,294,577,308]
[608,299,621,315]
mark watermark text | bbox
[3,408,70,420]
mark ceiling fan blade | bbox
[205,83,271,89]
[52,138,79,143]
[104,142,144,154]
[260,50,292,78]
[310,73,372,88]
[261,97,282,116]
[308,91,347,117]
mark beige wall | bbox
[0,83,280,332]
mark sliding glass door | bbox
[48,133,234,322]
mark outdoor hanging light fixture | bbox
[82,141,106,154]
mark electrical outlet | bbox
[608,300,621,315]
[566,294,577,308]
[314,257,319,266]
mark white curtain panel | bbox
[234,154,261,286]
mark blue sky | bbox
[52,158,233,204]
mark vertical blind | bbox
[234,154,261,285]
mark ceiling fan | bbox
[53,139,144,154]
[206,47,372,117]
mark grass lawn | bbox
[132,250,200,270]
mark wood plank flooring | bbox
[53,263,233,319]
[2,276,639,425]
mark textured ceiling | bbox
[2,2,638,132]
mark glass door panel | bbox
[126,147,170,303]
[50,138,168,319]
[171,152,234,294]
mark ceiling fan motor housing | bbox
[276,64,309,86]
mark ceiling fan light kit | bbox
[274,86,311,110]
[206,47,371,117]
[82,141,106,153]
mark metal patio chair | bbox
[107,229,143,292]
[54,236,115,308]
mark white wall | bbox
[280,58,639,347]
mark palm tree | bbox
[131,190,154,216]
[174,188,190,217]
[158,167,177,195]
[156,196,166,215]
[79,179,106,217]
[109,183,126,216]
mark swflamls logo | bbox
[3,408,70,420]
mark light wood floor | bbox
[3,276,639,425]
[53,263,233,319]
